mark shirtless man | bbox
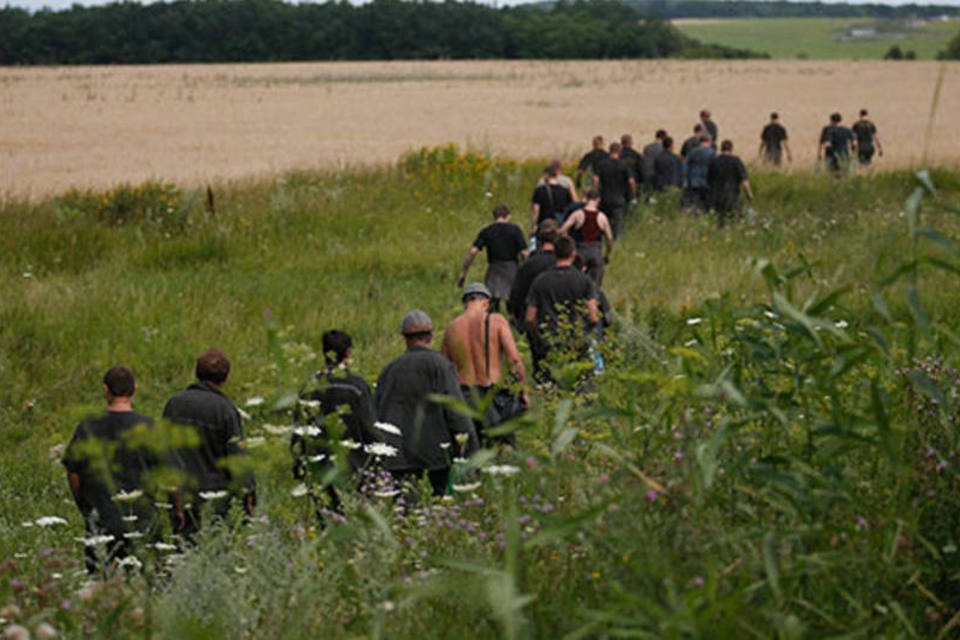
[559,190,614,287]
[441,282,527,446]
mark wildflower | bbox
[244,396,265,408]
[77,535,115,547]
[199,490,228,501]
[237,409,251,421]
[855,516,868,531]
[153,502,173,510]
[3,625,30,640]
[381,601,396,612]
[123,532,143,540]
[597,473,610,485]
[683,339,698,347]
[297,399,320,409]
[308,454,327,463]
[686,317,703,326]
[245,436,266,448]
[452,482,481,493]
[835,320,849,329]
[291,484,309,498]
[118,556,142,570]
[234,566,247,575]
[364,443,398,458]
[454,433,469,447]
[113,489,143,502]
[268,424,296,436]
[674,449,684,462]
[153,543,177,552]
[35,516,68,527]
[525,456,539,469]
[374,489,400,498]
[439,442,451,450]
[374,421,402,436]
[691,575,705,588]
[340,439,362,450]
[122,515,138,523]
[645,489,658,503]
[482,465,520,477]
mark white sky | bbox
[7,0,960,12]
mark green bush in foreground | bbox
[0,152,958,637]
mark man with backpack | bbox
[531,164,574,232]
[819,112,854,176]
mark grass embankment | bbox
[674,17,957,59]
[1,149,959,637]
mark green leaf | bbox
[871,381,897,467]
[916,168,937,196]
[905,186,924,239]
[906,286,931,337]
[551,427,579,455]
[762,531,783,606]
[918,228,959,257]
[871,292,893,323]
[774,292,821,346]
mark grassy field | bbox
[3,60,960,199]
[675,17,958,60]
[0,148,959,637]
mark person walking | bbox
[699,109,719,147]
[759,112,792,166]
[819,112,853,176]
[619,134,643,186]
[63,366,169,573]
[507,220,559,329]
[560,189,614,286]
[681,124,706,159]
[575,135,608,191]
[441,283,527,446]
[375,311,479,496]
[163,348,256,532]
[457,204,527,312]
[683,135,716,213]
[641,130,667,197]
[708,140,754,227]
[593,142,636,239]
[852,108,883,167]
[654,136,683,192]
[531,164,574,231]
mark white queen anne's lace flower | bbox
[199,490,228,501]
[374,421,402,436]
[482,465,520,477]
[34,516,68,527]
[373,489,400,498]
[78,534,115,546]
[340,439,362,450]
[364,443,398,458]
[113,489,143,502]
[290,484,309,498]
[686,317,703,326]
[244,396,265,408]
[267,424,296,436]
[452,482,482,493]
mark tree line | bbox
[621,0,960,20]
[0,0,761,65]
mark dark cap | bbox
[401,310,433,336]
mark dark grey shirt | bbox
[375,346,478,471]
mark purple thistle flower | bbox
[645,490,658,503]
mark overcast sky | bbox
[8,0,960,12]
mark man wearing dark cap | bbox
[163,348,255,532]
[375,311,479,495]
[63,366,167,573]
[442,283,527,446]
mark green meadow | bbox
[675,17,958,59]
[1,146,959,637]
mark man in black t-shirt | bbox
[525,236,599,383]
[531,164,574,231]
[163,349,256,533]
[708,140,754,227]
[575,135,608,190]
[699,109,719,148]
[593,142,637,239]
[654,136,683,192]
[759,112,791,166]
[63,366,167,573]
[619,134,643,185]
[507,220,558,329]
[852,108,883,167]
[457,204,528,312]
[642,130,667,196]
[681,124,706,159]
[819,112,854,176]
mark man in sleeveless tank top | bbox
[559,189,614,286]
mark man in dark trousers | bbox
[530,164,574,232]
[819,112,853,176]
[575,135,608,191]
[654,136,683,192]
[619,134,643,186]
[593,142,636,239]
[560,189,614,286]
[641,129,667,196]
[852,108,883,167]
[63,366,169,573]
[163,348,255,532]
[292,330,378,518]
[708,139,754,227]
[525,235,600,383]
[699,109,719,147]
[759,112,792,166]
[457,204,527,312]
[507,220,558,329]
[375,311,479,496]
[681,123,706,159]
[683,135,715,213]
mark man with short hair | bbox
[575,135,608,190]
[641,130,667,195]
[531,164,574,232]
[699,109,719,147]
[593,142,637,239]
[163,349,255,531]
[507,220,559,329]
[457,204,527,312]
[292,330,378,517]
[681,124,706,159]
[759,112,791,166]
[654,136,683,192]
[619,134,643,185]
[376,311,479,495]
[819,112,853,176]
[852,108,883,167]
[560,189,614,286]
[525,236,600,383]
[709,140,754,227]
[63,366,166,573]
[683,135,716,213]
[442,283,527,446]
[537,159,578,201]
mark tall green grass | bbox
[0,150,958,637]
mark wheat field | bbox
[1,59,958,198]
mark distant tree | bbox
[883,44,904,59]
[904,49,916,60]
[939,30,960,59]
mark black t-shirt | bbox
[708,154,748,210]
[594,156,632,206]
[619,147,643,182]
[531,183,573,223]
[62,411,160,536]
[507,249,556,320]
[526,265,597,339]
[577,149,608,174]
[681,135,701,158]
[852,120,877,149]
[821,125,853,157]
[473,222,526,263]
[654,152,683,190]
[761,123,787,150]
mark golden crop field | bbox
[1,59,959,198]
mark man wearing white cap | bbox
[375,310,479,496]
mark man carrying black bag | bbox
[441,282,528,446]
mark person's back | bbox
[642,136,664,186]
[619,138,643,183]
[761,121,787,164]
[297,368,376,472]
[685,144,715,189]
[595,155,630,206]
[527,263,597,342]
[531,181,573,226]
[508,248,556,326]
[654,139,683,191]
[708,154,748,212]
